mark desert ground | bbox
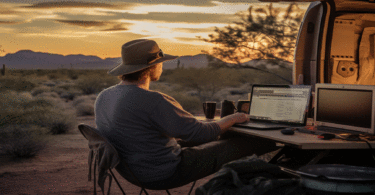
[0,116,214,195]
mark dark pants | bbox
[141,132,278,190]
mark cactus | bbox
[1,64,5,76]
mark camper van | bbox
[266,0,375,88]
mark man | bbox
[94,39,277,189]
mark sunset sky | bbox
[0,0,309,59]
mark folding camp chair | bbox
[78,124,196,195]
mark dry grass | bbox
[0,125,48,158]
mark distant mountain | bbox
[0,50,292,70]
[163,54,220,69]
[0,50,120,69]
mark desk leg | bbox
[268,147,288,164]
[306,150,331,165]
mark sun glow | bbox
[0,1,309,59]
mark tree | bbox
[0,45,5,53]
[200,3,305,83]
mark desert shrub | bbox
[69,74,79,80]
[22,98,54,109]
[72,94,97,107]
[149,84,201,114]
[0,125,48,158]
[165,68,241,101]
[0,76,37,92]
[0,91,77,134]
[31,86,52,96]
[47,110,77,134]
[18,91,34,100]
[169,92,202,114]
[73,95,96,116]
[75,102,95,116]
[76,74,118,95]
[56,83,79,91]
[35,92,60,99]
[59,89,83,101]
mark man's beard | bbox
[150,74,160,81]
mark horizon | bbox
[0,48,211,60]
[0,0,309,60]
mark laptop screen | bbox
[249,85,311,124]
[316,87,372,128]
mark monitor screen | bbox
[316,88,372,128]
[249,86,311,124]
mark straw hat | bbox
[108,39,178,76]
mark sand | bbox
[0,116,213,195]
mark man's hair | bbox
[118,65,155,82]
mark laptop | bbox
[314,84,375,135]
[234,84,312,130]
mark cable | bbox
[362,139,375,161]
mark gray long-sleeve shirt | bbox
[94,84,221,182]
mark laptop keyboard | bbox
[236,121,289,128]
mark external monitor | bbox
[314,83,375,134]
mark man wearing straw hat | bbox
[94,39,277,189]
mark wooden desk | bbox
[230,127,375,150]
[227,124,375,168]
[197,116,375,167]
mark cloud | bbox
[55,20,109,27]
[101,24,129,31]
[174,27,216,33]
[0,10,18,15]
[119,12,238,24]
[174,37,203,42]
[20,1,117,9]
[0,20,21,24]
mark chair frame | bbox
[78,124,196,195]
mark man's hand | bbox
[231,112,250,124]
[216,112,250,134]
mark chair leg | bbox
[109,169,126,195]
[139,188,149,195]
[188,181,196,195]
[166,189,171,195]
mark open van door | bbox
[259,0,375,90]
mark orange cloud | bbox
[55,20,108,27]
[21,1,116,9]
[0,21,21,25]
[0,10,18,15]
[101,24,129,32]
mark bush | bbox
[150,84,202,114]
[28,107,77,135]
[0,76,37,92]
[76,74,118,95]
[0,91,77,134]
[75,102,95,116]
[47,111,77,134]
[72,94,97,107]
[35,92,60,99]
[31,86,52,96]
[0,125,48,158]
[73,95,96,116]
[59,89,83,101]
[165,68,241,101]
[169,92,202,114]
[56,83,79,91]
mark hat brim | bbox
[108,54,178,76]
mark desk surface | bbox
[230,127,375,150]
[196,116,375,150]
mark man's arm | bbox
[216,113,249,134]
